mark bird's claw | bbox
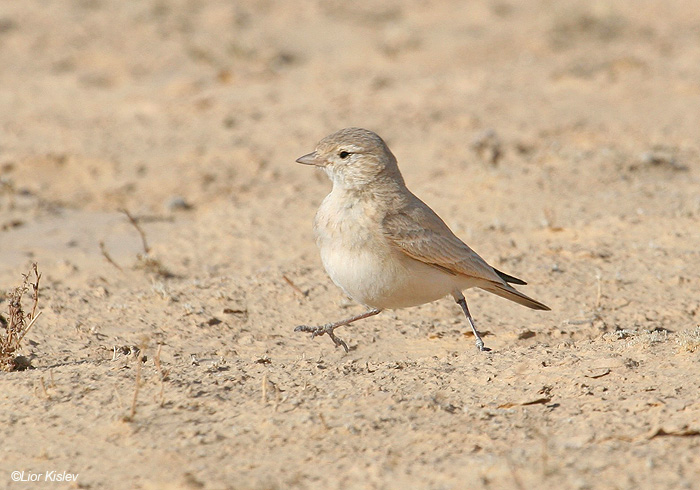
[474,337,491,352]
[295,324,349,353]
[294,324,321,338]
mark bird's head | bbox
[296,127,404,190]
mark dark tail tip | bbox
[494,268,527,285]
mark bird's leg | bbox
[452,291,488,352]
[295,308,381,353]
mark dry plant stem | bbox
[39,376,50,400]
[128,351,144,421]
[99,240,123,271]
[129,361,141,420]
[261,373,268,405]
[318,412,330,430]
[16,311,42,345]
[29,263,40,319]
[1,263,41,371]
[120,208,150,254]
[282,275,306,297]
[295,308,381,352]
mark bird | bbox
[294,127,549,352]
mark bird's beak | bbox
[296,151,324,167]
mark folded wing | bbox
[382,198,550,311]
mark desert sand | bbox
[1,1,700,489]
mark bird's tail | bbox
[480,282,550,311]
[493,268,527,285]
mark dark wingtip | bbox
[494,268,528,285]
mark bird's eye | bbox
[339,151,350,159]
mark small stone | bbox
[166,196,192,212]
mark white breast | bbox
[314,190,475,309]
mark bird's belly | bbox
[320,244,473,309]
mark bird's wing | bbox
[381,199,504,284]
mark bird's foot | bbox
[295,324,349,353]
[474,337,490,352]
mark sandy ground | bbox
[2,0,700,488]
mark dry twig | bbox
[282,275,307,298]
[1,263,41,371]
[99,240,123,271]
[120,208,150,254]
